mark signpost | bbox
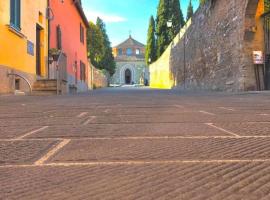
[253,51,264,64]
[253,51,264,90]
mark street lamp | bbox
[167,20,173,28]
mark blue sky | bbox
[82,0,199,47]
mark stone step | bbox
[33,80,57,88]
[31,90,58,96]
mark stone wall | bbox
[149,20,191,89]
[153,0,264,91]
[0,65,35,94]
[92,67,108,89]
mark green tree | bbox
[145,16,156,65]
[87,22,104,68]
[169,0,185,40]
[156,0,185,57]
[156,0,170,57]
[266,0,270,12]
[186,0,194,21]
[96,17,116,76]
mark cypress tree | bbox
[186,0,194,21]
[96,17,116,76]
[145,16,156,65]
[156,0,170,58]
[169,0,185,40]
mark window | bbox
[126,48,132,56]
[10,0,21,30]
[118,48,122,55]
[80,61,86,81]
[80,23,85,44]
[56,25,62,50]
[136,49,140,55]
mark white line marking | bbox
[258,114,269,116]
[2,159,270,168]
[205,123,240,137]
[76,112,88,118]
[199,111,216,116]
[15,126,49,140]
[104,109,111,113]
[219,107,235,111]
[174,105,184,109]
[3,135,270,142]
[34,139,71,166]
[83,116,96,125]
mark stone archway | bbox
[242,0,266,90]
[120,64,136,84]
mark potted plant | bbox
[49,48,61,62]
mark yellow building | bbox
[0,0,48,93]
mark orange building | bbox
[48,0,89,93]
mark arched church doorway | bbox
[125,69,132,84]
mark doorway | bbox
[125,69,132,84]
[36,25,42,76]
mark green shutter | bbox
[10,0,21,30]
[10,0,15,25]
[16,0,21,29]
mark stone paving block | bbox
[28,123,227,139]
[213,122,270,136]
[0,126,41,139]
[1,162,270,200]
[0,117,83,127]
[49,138,270,163]
[0,140,59,165]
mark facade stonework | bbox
[152,0,268,92]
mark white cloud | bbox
[85,11,127,23]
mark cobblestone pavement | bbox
[1,88,270,200]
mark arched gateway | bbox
[244,0,270,90]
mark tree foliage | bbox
[145,16,157,65]
[169,0,185,40]
[87,22,104,68]
[156,0,170,57]
[96,17,116,76]
[156,0,185,57]
[186,0,194,21]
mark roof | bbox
[73,0,90,28]
[114,36,145,48]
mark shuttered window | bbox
[10,0,21,30]
[80,61,86,81]
[56,25,62,50]
[80,23,85,44]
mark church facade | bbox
[110,36,149,86]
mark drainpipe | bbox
[47,0,50,79]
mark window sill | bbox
[7,25,26,39]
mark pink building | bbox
[48,0,89,93]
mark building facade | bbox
[0,0,48,93]
[48,0,89,93]
[111,36,149,86]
